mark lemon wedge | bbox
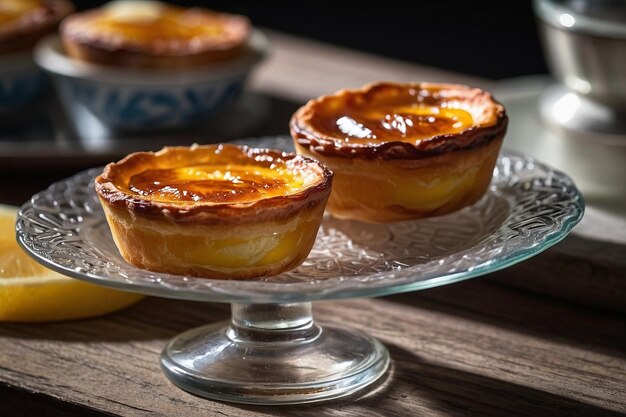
[0,204,144,322]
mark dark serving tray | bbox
[0,91,298,170]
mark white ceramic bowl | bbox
[0,50,48,114]
[34,30,268,130]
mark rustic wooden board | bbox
[488,234,626,315]
[1,276,624,416]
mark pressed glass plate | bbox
[16,148,584,304]
[16,138,584,404]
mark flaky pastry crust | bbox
[95,144,332,279]
[290,82,508,223]
[96,144,332,225]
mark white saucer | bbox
[539,84,626,142]
[495,76,626,243]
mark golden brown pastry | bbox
[60,0,250,68]
[0,0,73,54]
[95,144,332,279]
[290,82,508,223]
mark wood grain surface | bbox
[1,29,625,416]
[1,277,624,416]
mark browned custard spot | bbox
[91,2,228,44]
[127,163,304,204]
[310,85,474,145]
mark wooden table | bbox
[1,30,625,416]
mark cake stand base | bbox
[160,302,390,405]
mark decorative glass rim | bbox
[16,145,584,304]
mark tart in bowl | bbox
[290,82,508,223]
[34,1,267,130]
[95,144,332,279]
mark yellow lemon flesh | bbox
[0,204,143,322]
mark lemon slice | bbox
[0,204,144,322]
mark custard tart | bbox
[61,0,250,68]
[290,82,508,223]
[0,0,73,54]
[95,144,332,279]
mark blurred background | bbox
[2,0,624,218]
[76,0,548,80]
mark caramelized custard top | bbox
[112,145,320,205]
[96,2,223,42]
[127,164,304,204]
[66,1,249,51]
[292,82,507,160]
[308,84,477,145]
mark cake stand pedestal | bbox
[161,303,388,404]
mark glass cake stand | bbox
[16,138,584,405]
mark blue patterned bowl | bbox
[0,51,48,114]
[34,31,268,130]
